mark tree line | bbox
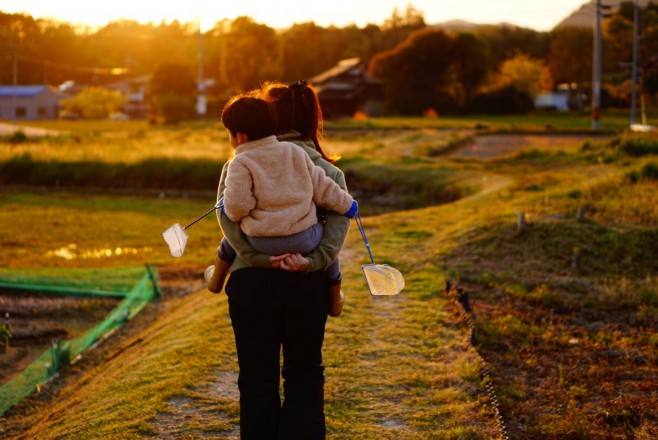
[1,2,657,117]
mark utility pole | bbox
[631,0,639,126]
[196,3,206,119]
[592,0,612,130]
[592,0,603,130]
[12,40,17,125]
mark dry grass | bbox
[2,122,657,438]
[0,189,499,439]
[0,125,232,164]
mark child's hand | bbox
[270,254,291,269]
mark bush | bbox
[60,87,125,119]
[7,130,28,144]
[156,94,197,124]
[619,135,658,157]
[0,154,225,190]
[627,162,658,183]
[468,85,535,115]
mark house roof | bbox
[310,57,362,85]
[0,85,63,98]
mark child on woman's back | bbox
[205,94,357,316]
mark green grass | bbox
[0,126,482,215]
[1,189,498,438]
[3,121,658,438]
[0,124,231,164]
[14,119,151,133]
[8,289,239,439]
[325,111,635,132]
[0,191,223,270]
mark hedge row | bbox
[0,154,226,191]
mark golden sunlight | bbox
[0,0,588,32]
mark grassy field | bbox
[1,116,657,438]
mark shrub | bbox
[60,87,124,119]
[156,94,197,124]
[0,154,224,190]
[627,162,658,183]
[7,130,28,144]
[468,85,535,115]
[619,135,658,156]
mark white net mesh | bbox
[162,223,188,257]
[361,264,405,296]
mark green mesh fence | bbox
[0,266,150,297]
[0,265,160,416]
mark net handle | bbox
[355,212,375,265]
[184,198,223,230]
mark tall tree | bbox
[548,27,593,86]
[150,62,196,98]
[280,22,333,81]
[453,33,491,104]
[475,24,550,66]
[370,28,458,114]
[222,17,281,92]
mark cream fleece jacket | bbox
[218,134,351,273]
[223,135,353,237]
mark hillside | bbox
[555,0,655,29]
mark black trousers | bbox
[226,268,329,439]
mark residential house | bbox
[534,90,570,112]
[104,74,151,119]
[534,84,588,112]
[0,85,65,120]
[310,58,385,118]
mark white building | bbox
[0,85,65,120]
[534,90,570,112]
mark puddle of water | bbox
[45,244,152,260]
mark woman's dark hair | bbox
[261,81,338,162]
[221,95,277,141]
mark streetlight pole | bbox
[631,0,639,126]
[592,0,603,130]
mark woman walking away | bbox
[210,86,353,439]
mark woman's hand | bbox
[270,253,309,272]
[270,254,290,269]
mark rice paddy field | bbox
[0,114,656,439]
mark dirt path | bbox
[0,122,63,137]
[450,133,607,160]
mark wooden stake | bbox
[572,247,582,271]
[517,212,526,232]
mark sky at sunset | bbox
[0,0,588,32]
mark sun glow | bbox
[0,0,588,32]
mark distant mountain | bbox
[433,19,479,31]
[555,0,654,29]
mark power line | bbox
[14,54,129,75]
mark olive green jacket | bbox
[216,132,351,273]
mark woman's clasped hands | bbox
[270,253,309,272]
